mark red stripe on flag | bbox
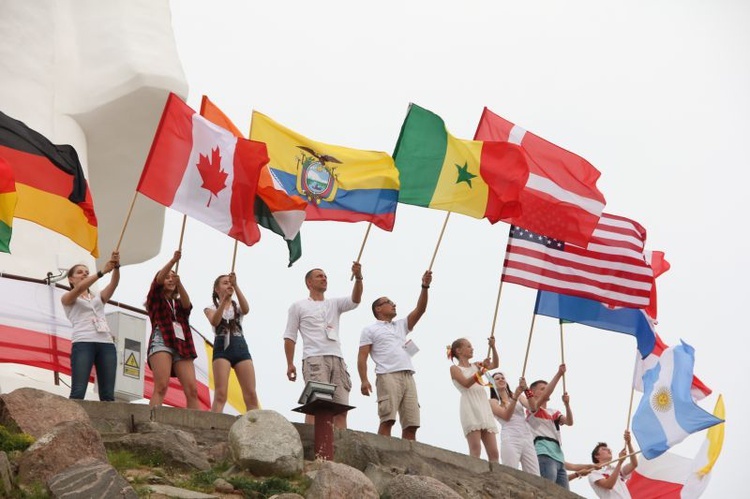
[137,93,194,206]
[475,107,605,246]
[502,213,654,308]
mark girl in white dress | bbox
[489,372,541,475]
[449,336,499,462]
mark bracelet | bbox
[114,264,120,269]
[421,285,430,289]
[96,270,104,278]
[355,277,363,281]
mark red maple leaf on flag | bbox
[196,147,228,207]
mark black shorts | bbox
[213,334,252,367]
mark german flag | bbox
[0,111,98,256]
[0,158,18,253]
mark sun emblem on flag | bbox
[296,146,340,204]
[651,386,673,413]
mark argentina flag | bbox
[632,341,723,459]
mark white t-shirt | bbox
[283,296,358,359]
[63,294,114,344]
[588,465,632,499]
[359,318,414,374]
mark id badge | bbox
[173,322,186,341]
[325,324,338,341]
[93,317,111,334]
[403,339,419,357]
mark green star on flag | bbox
[455,162,477,187]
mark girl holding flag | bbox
[448,336,499,462]
[61,250,121,401]
[204,272,258,413]
[145,250,199,409]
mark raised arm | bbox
[229,272,250,315]
[99,251,120,304]
[560,392,573,426]
[406,270,432,331]
[60,253,119,306]
[481,336,499,370]
[205,286,233,327]
[351,261,363,303]
[537,364,566,405]
[358,344,372,396]
[156,250,181,285]
[174,274,191,310]
[490,384,524,421]
[621,429,638,475]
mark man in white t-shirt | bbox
[284,262,363,429]
[586,430,638,498]
[357,270,432,440]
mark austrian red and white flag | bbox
[474,107,606,247]
[137,93,268,245]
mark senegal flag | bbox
[393,104,528,222]
[0,158,17,253]
[0,110,98,256]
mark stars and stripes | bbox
[502,213,654,308]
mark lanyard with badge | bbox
[167,299,186,341]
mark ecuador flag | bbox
[0,158,17,253]
[393,104,528,222]
[0,110,98,256]
[251,111,399,231]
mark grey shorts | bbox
[147,326,191,364]
[302,355,352,405]
[375,371,420,428]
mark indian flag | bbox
[0,157,17,253]
[392,103,529,222]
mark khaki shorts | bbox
[375,371,420,428]
[302,355,352,405]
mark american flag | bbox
[502,213,654,308]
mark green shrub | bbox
[229,475,305,498]
[0,425,34,453]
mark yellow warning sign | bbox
[123,352,140,378]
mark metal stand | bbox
[292,398,354,460]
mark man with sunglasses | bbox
[357,270,432,440]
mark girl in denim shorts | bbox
[204,272,258,413]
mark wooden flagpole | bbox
[231,240,239,273]
[625,348,640,430]
[559,321,567,393]
[351,222,373,280]
[428,211,451,271]
[115,191,140,252]
[486,278,505,359]
[175,214,187,274]
[521,312,538,378]
[568,450,643,480]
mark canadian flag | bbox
[137,93,268,245]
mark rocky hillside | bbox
[0,388,581,498]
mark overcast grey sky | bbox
[107,2,748,496]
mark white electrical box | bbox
[106,311,147,401]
